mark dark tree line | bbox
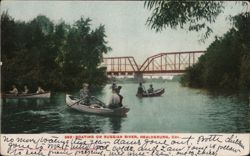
[181,13,250,90]
[1,12,111,92]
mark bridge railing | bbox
[103,56,140,75]
[103,51,205,75]
[139,51,204,73]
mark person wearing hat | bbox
[108,87,120,109]
[80,83,90,105]
[147,84,154,93]
[22,85,29,94]
[9,85,18,95]
[137,82,145,96]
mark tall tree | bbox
[181,13,250,90]
[144,1,248,40]
[1,13,111,91]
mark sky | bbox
[0,1,246,64]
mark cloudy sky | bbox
[1,1,245,64]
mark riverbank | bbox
[181,13,250,91]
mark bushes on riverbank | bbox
[181,13,250,90]
[1,12,110,91]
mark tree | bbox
[181,13,250,90]
[60,17,111,89]
[144,1,248,40]
[1,13,111,91]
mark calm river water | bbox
[1,81,250,133]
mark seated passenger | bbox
[137,82,145,95]
[22,85,29,94]
[108,89,120,109]
[111,82,117,90]
[147,84,154,93]
[10,85,18,95]
[36,86,45,94]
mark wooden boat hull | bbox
[66,94,129,117]
[3,92,51,99]
[136,88,165,97]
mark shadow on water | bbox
[55,108,126,133]
[109,117,123,133]
[2,82,250,133]
[1,98,58,133]
[202,89,250,133]
[206,88,250,103]
[3,98,51,114]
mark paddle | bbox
[90,96,106,107]
[59,97,84,113]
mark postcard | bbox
[1,1,249,156]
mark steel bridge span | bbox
[102,51,204,76]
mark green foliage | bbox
[1,12,111,91]
[144,0,224,40]
[181,13,250,90]
[181,55,206,88]
[239,55,250,89]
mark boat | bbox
[136,88,165,97]
[3,92,51,99]
[66,94,129,117]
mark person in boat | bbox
[9,85,18,95]
[137,82,146,95]
[22,85,29,94]
[36,86,45,94]
[108,88,121,109]
[111,82,117,90]
[147,84,154,93]
[116,86,123,107]
[80,83,90,105]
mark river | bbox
[1,81,250,133]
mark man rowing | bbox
[137,82,146,96]
[80,83,90,105]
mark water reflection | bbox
[2,82,250,133]
[109,117,123,133]
[58,109,110,133]
[202,91,250,132]
[249,93,250,106]
[4,98,51,106]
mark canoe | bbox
[3,92,51,99]
[136,88,165,97]
[66,94,129,117]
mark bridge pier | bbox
[134,72,143,82]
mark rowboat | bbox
[66,94,129,117]
[136,88,165,97]
[3,92,51,99]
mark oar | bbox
[59,97,84,113]
[90,96,106,107]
